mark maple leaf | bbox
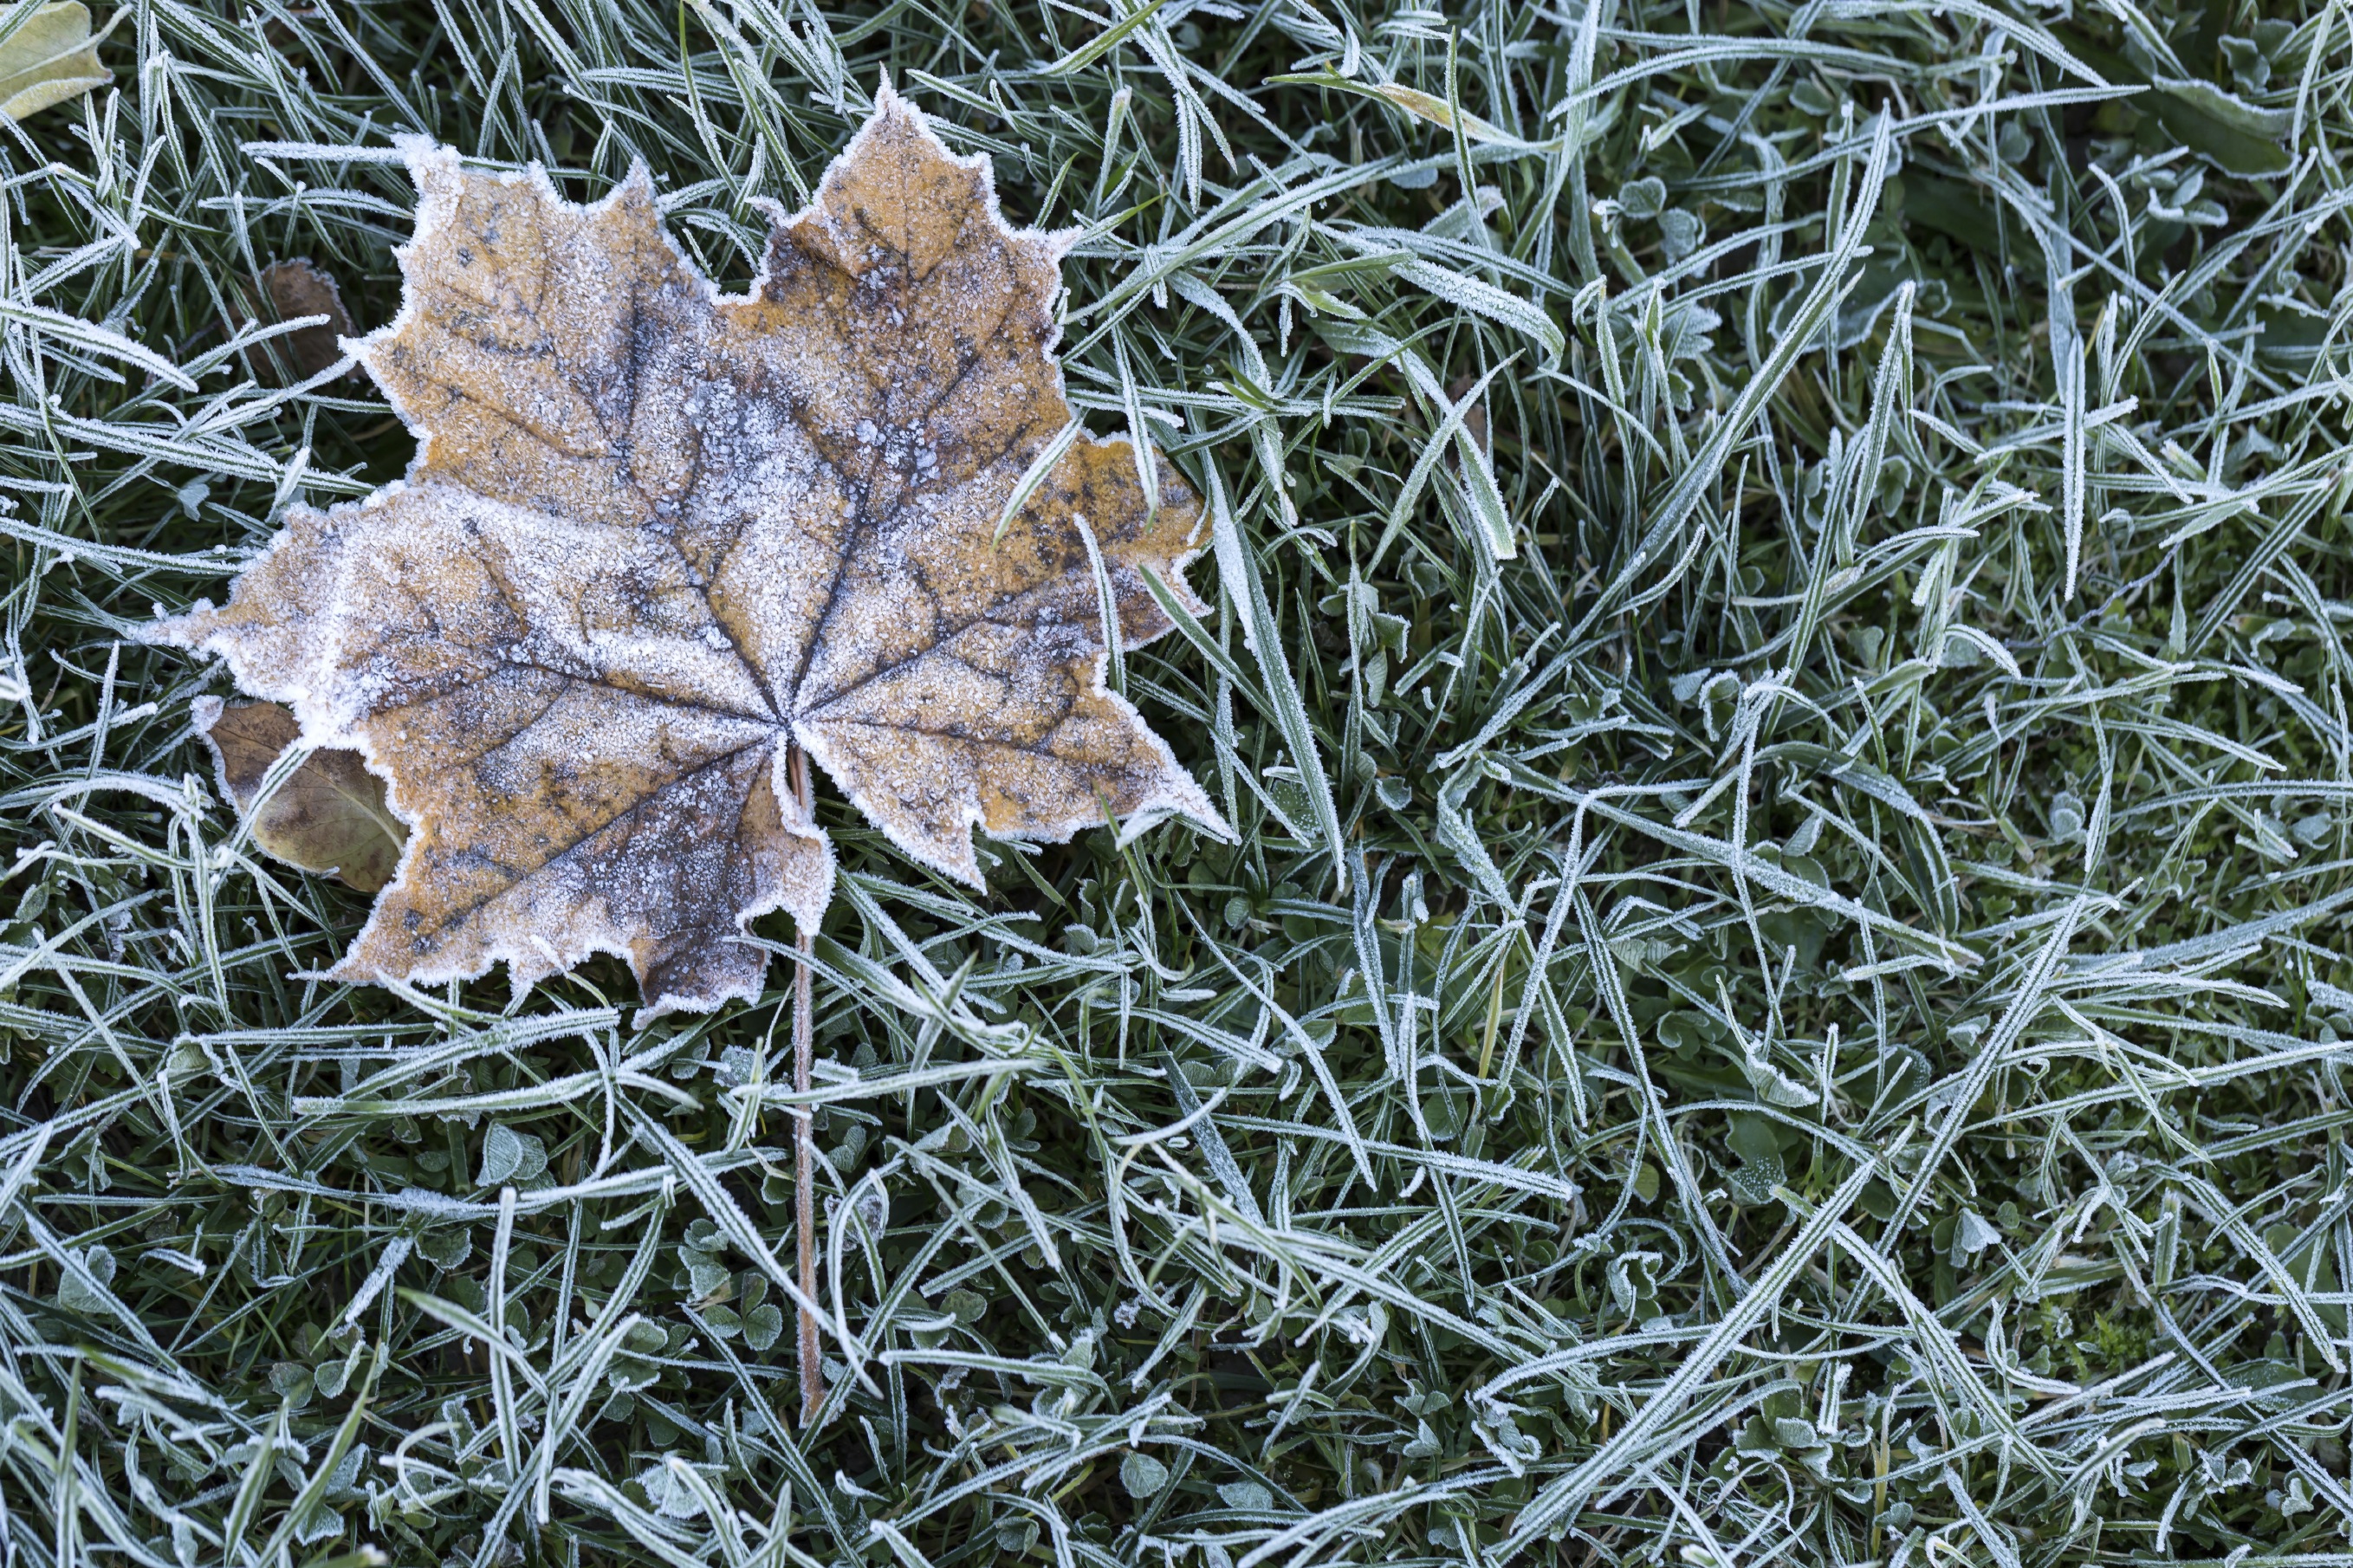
[151,88,1224,1018]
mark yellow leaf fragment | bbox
[0,3,111,122]
[151,87,1224,1020]
[195,698,406,893]
[1371,83,1514,145]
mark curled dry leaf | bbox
[236,259,358,385]
[0,3,113,121]
[194,698,406,892]
[151,87,1226,1019]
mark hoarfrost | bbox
[147,86,1225,1020]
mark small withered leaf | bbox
[237,259,358,385]
[151,87,1226,1020]
[195,698,406,892]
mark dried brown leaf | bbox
[194,698,405,892]
[235,259,357,385]
[152,88,1223,1018]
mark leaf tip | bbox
[390,132,460,194]
[138,599,214,651]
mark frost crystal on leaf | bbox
[149,87,1224,1019]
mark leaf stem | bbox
[790,742,825,1428]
